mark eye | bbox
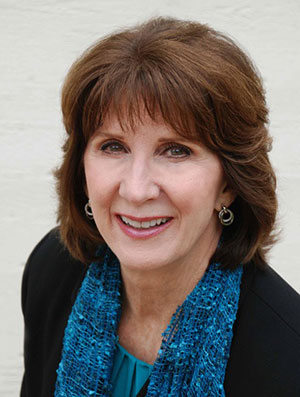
[162,143,191,158]
[100,140,127,154]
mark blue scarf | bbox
[55,246,243,396]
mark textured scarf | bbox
[55,245,243,396]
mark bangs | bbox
[80,55,216,143]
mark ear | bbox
[215,181,236,212]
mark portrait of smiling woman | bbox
[21,17,300,396]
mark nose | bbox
[119,157,160,204]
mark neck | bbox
[119,234,220,326]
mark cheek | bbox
[171,172,223,214]
[84,157,111,198]
[87,175,114,204]
[85,170,98,199]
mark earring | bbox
[218,205,234,226]
[84,200,94,220]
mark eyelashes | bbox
[100,140,192,158]
[162,143,191,158]
[100,141,126,153]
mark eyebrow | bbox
[93,131,125,140]
[93,129,201,146]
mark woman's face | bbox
[84,112,234,272]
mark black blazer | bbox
[21,229,300,396]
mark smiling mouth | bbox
[119,215,172,229]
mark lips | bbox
[116,214,173,238]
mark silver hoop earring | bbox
[84,200,94,220]
[218,205,234,226]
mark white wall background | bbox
[1,0,299,394]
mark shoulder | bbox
[246,264,300,334]
[22,228,87,318]
[239,263,300,336]
[225,263,300,397]
[23,227,85,280]
[21,228,88,397]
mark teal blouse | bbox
[111,342,153,397]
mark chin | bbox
[109,245,174,272]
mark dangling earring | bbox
[218,205,234,226]
[84,200,94,220]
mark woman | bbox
[21,17,300,396]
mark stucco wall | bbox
[1,0,299,393]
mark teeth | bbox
[130,219,141,228]
[120,216,169,229]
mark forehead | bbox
[92,110,201,147]
[92,104,200,143]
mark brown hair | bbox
[55,17,277,268]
